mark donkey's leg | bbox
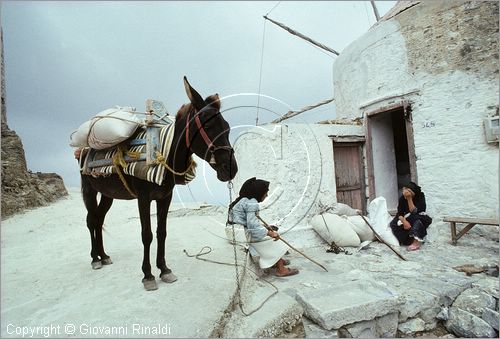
[95,194,113,265]
[156,194,177,283]
[137,193,157,291]
[82,180,102,270]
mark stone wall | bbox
[331,1,499,219]
[231,123,364,239]
[1,28,68,219]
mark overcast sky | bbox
[2,1,395,204]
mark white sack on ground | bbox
[69,107,142,149]
[329,202,360,216]
[367,197,399,247]
[343,215,375,242]
[310,213,361,247]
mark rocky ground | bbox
[212,214,499,338]
[1,190,498,338]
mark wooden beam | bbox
[263,15,340,56]
[370,1,381,21]
[271,97,334,124]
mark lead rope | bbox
[227,181,279,316]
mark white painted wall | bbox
[332,20,418,119]
[332,10,499,219]
[232,123,364,233]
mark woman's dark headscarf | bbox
[229,177,270,209]
[404,181,423,198]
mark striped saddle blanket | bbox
[81,124,196,186]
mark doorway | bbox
[366,104,417,211]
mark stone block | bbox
[296,279,401,330]
[398,318,426,335]
[375,312,399,337]
[398,290,439,321]
[482,308,499,331]
[303,318,339,338]
[339,312,398,338]
[223,292,303,338]
[419,306,442,325]
[446,307,497,338]
[452,287,497,317]
[399,274,471,307]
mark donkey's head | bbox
[180,77,238,182]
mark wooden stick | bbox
[256,215,328,272]
[263,15,340,56]
[357,212,407,261]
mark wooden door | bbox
[333,142,366,213]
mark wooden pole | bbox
[370,1,381,21]
[256,215,329,272]
[357,212,407,261]
[271,97,334,124]
[263,15,340,56]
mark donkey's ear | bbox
[183,76,205,111]
[205,93,221,110]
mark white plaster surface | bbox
[331,9,499,219]
[232,123,364,232]
[1,189,498,338]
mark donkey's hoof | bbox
[142,278,158,291]
[161,272,178,283]
[101,257,113,265]
[91,261,103,270]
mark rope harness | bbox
[183,181,278,317]
[227,181,278,316]
[111,145,138,197]
[154,151,196,177]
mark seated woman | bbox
[228,177,299,277]
[390,182,432,251]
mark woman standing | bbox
[228,177,299,277]
[390,182,432,251]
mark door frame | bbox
[331,136,366,214]
[365,101,418,201]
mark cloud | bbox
[2,1,396,200]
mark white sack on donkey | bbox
[69,106,142,149]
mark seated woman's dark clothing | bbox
[390,182,432,246]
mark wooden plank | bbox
[443,217,499,226]
[333,141,365,212]
[365,118,375,201]
[146,126,161,166]
[129,139,146,146]
[88,154,146,168]
[404,107,418,182]
[330,135,365,143]
[450,221,458,245]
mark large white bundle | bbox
[330,202,360,216]
[310,213,361,247]
[367,197,400,247]
[69,120,91,148]
[69,107,142,149]
[343,215,375,242]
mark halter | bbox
[185,107,233,165]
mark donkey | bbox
[80,77,238,290]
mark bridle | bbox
[185,106,234,166]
